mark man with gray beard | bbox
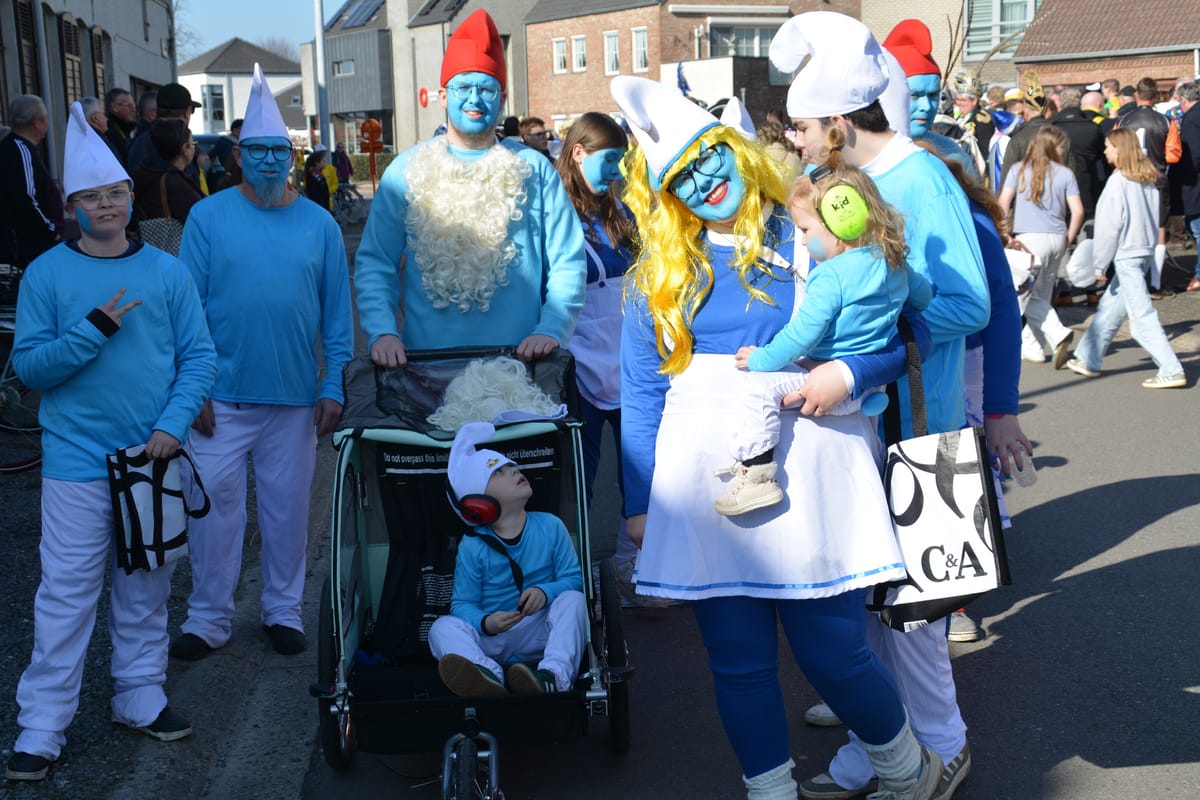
[168,64,353,661]
[354,9,585,366]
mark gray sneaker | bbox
[1141,372,1186,389]
[804,701,845,727]
[799,771,876,799]
[867,747,943,800]
[932,743,972,800]
[946,610,982,643]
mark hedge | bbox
[349,153,397,182]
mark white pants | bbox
[181,401,317,647]
[14,478,174,759]
[828,619,967,789]
[428,590,588,691]
[1016,231,1073,357]
[731,368,865,462]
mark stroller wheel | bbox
[598,558,632,754]
[318,576,356,771]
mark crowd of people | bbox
[3,6,1199,799]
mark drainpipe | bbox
[33,3,57,180]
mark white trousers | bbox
[428,590,588,691]
[1017,231,1073,356]
[181,401,316,647]
[14,478,174,759]
[828,619,967,789]
[730,368,865,462]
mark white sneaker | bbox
[868,748,943,800]
[946,610,982,643]
[804,701,844,727]
[715,461,784,516]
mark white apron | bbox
[635,354,906,601]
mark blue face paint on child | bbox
[444,71,503,136]
[907,74,941,139]
[669,143,746,224]
[581,148,625,194]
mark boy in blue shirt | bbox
[430,422,586,696]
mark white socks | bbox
[861,720,923,783]
[744,759,799,800]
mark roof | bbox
[409,0,471,28]
[1015,0,1200,62]
[178,38,301,76]
[327,0,388,32]
[525,0,662,25]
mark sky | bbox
[177,0,342,61]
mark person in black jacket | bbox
[132,119,204,224]
[0,95,63,268]
[1117,77,1171,247]
[103,88,138,167]
[303,150,331,213]
[1052,87,1107,218]
[1176,82,1200,290]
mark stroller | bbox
[311,348,632,799]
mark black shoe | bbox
[169,633,214,661]
[263,624,306,655]
[5,751,51,781]
[119,706,193,742]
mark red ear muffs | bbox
[447,483,502,526]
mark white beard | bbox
[404,138,532,312]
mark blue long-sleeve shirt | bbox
[13,241,216,481]
[450,511,583,634]
[747,246,932,372]
[620,209,916,517]
[965,202,1022,415]
[178,189,353,405]
[865,137,990,435]
[354,138,587,350]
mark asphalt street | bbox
[2,243,1199,799]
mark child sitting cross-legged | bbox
[430,422,587,696]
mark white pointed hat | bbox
[447,421,515,500]
[239,63,289,140]
[720,96,756,141]
[610,75,720,189]
[878,49,913,137]
[768,11,891,120]
[64,100,130,197]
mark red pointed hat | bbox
[440,9,506,90]
[882,19,940,78]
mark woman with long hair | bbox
[1065,128,1185,387]
[612,74,940,800]
[998,124,1083,367]
[553,112,652,603]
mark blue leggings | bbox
[692,591,906,779]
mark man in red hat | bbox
[354,9,586,367]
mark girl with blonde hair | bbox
[998,124,1083,367]
[1066,128,1185,387]
[725,151,930,515]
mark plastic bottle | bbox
[1012,447,1037,487]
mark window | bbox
[965,0,1044,60]
[201,84,224,129]
[92,30,107,96]
[333,59,355,77]
[571,35,586,72]
[710,26,778,58]
[632,27,649,73]
[552,38,567,74]
[16,0,39,94]
[604,31,619,75]
[60,15,84,107]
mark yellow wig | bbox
[621,126,791,376]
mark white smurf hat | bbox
[720,96,757,141]
[239,63,289,140]
[448,421,516,500]
[610,75,720,189]
[64,100,130,198]
[768,11,891,120]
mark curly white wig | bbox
[404,138,532,313]
[428,357,563,431]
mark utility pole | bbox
[313,0,334,147]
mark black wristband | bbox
[87,308,119,337]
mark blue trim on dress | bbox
[635,562,907,593]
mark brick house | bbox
[524,1,861,134]
[1014,0,1200,96]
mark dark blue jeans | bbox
[580,397,622,509]
[692,592,906,779]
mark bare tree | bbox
[257,36,301,63]
[172,0,204,62]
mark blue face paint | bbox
[907,74,941,139]
[240,136,292,204]
[805,230,827,261]
[669,143,746,224]
[445,72,503,136]
[75,198,133,236]
[581,148,625,194]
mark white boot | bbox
[744,759,799,800]
[715,461,784,516]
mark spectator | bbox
[984,85,1006,111]
[500,115,520,139]
[1117,76,1171,259]
[169,64,353,662]
[104,88,138,166]
[3,100,214,784]
[312,144,339,210]
[756,119,802,177]
[135,90,157,138]
[303,149,331,213]
[520,116,555,161]
[132,119,204,225]
[1001,70,1071,186]
[1081,90,1107,124]
[332,141,352,183]
[1175,82,1200,288]
[954,76,995,166]
[1101,85,1137,133]
[127,83,197,174]
[218,118,243,191]
[0,95,63,268]
[1101,78,1121,116]
[1052,86,1107,217]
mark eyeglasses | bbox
[446,83,500,102]
[527,130,552,140]
[242,144,294,161]
[669,144,726,201]
[73,187,131,210]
